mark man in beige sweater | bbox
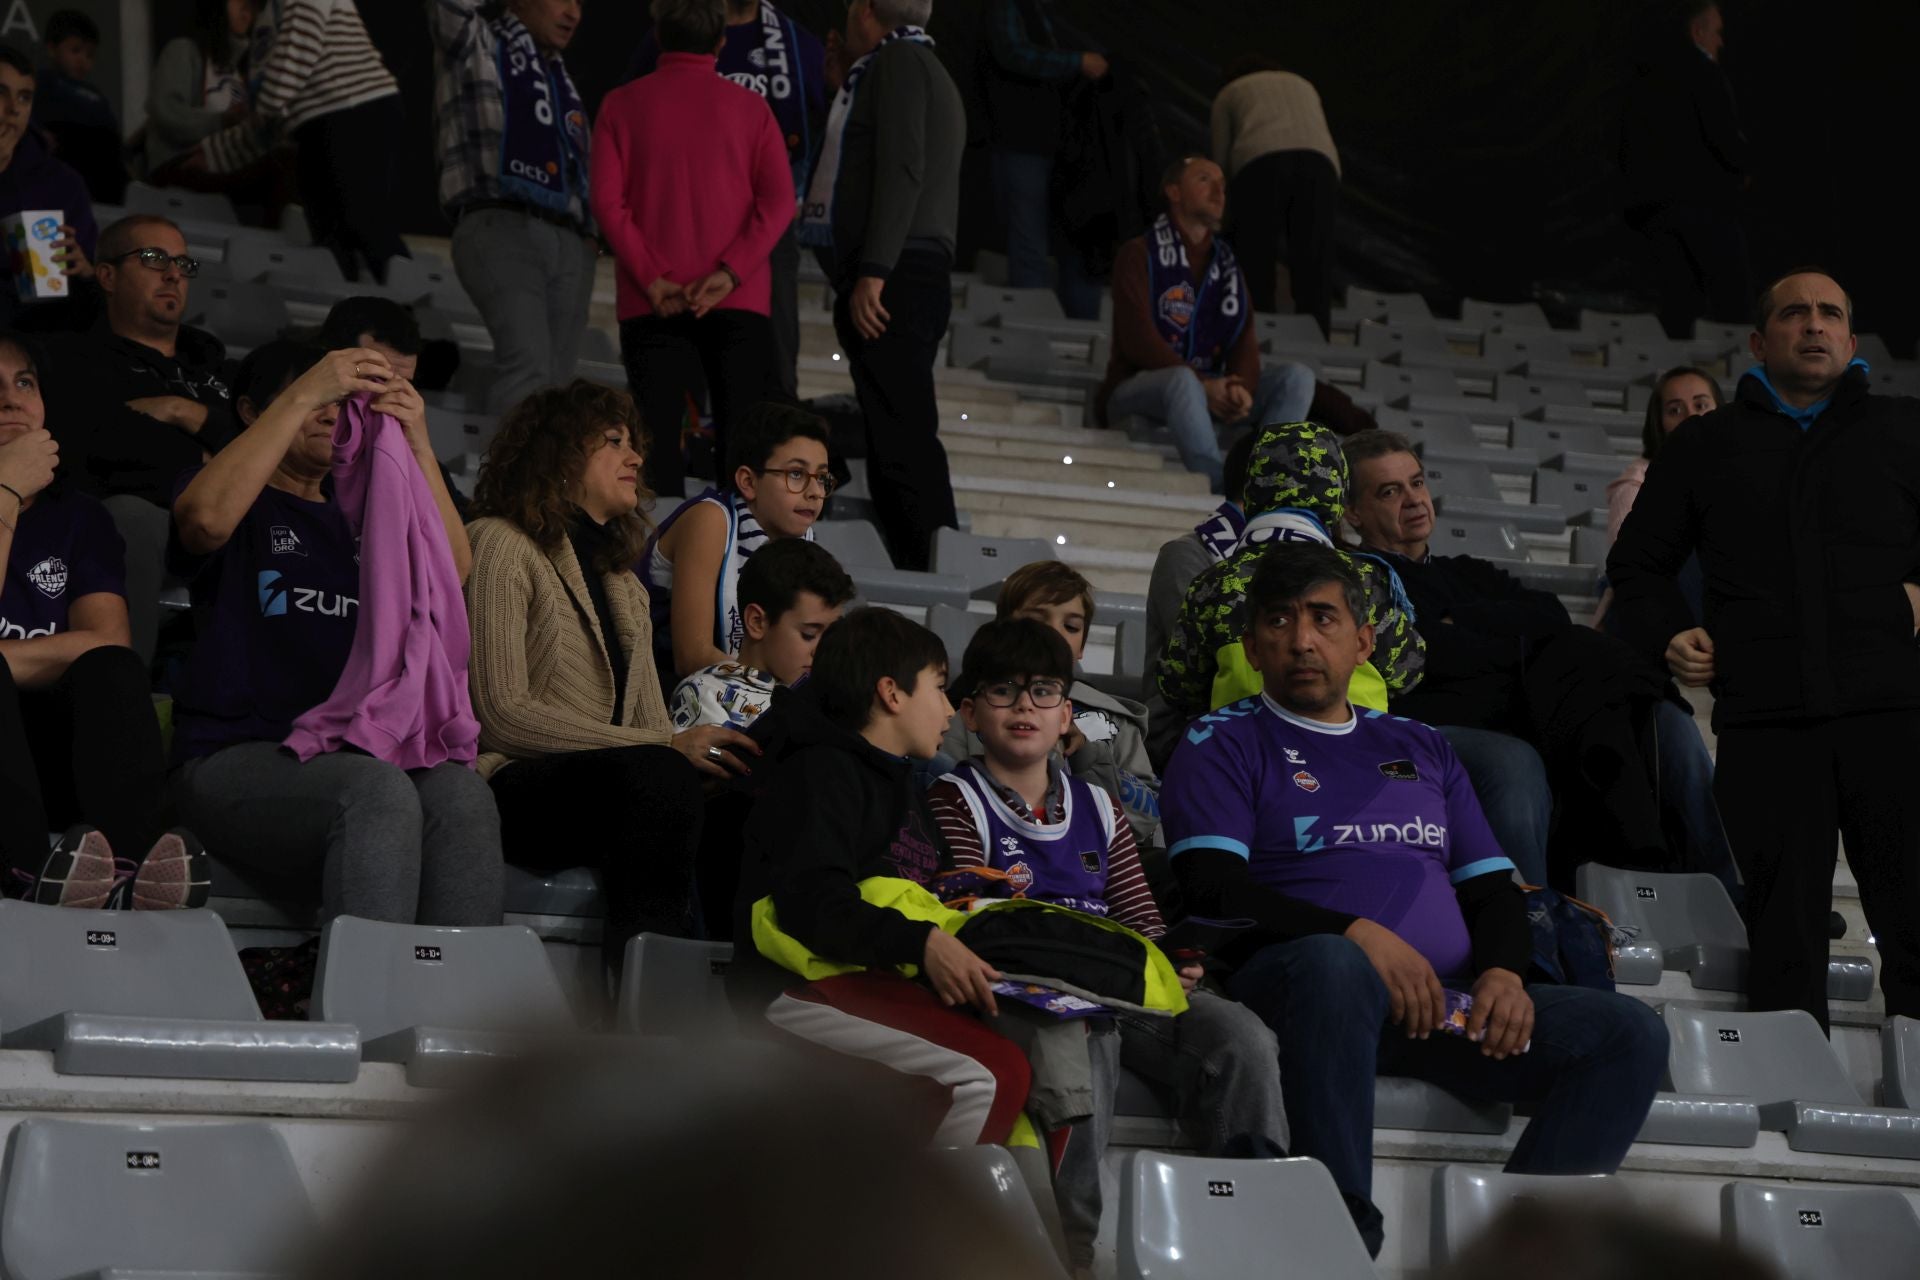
[1210,58,1341,336]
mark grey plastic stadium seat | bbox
[1570,525,1612,567]
[0,900,359,1083]
[1494,373,1589,410]
[1403,392,1523,430]
[224,239,347,291]
[1510,419,1616,457]
[1531,468,1609,514]
[1635,1092,1761,1147]
[124,180,239,226]
[1363,359,1459,399]
[197,281,290,347]
[617,935,737,1038]
[931,528,1058,597]
[1723,1180,1920,1280]
[935,1146,1067,1274]
[927,604,987,669]
[1253,312,1333,352]
[1119,1152,1376,1279]
[1882,1015,1920,1107]
[1855,332,1895,368]
[1428,518,1524,562]
[1355,320,1451,361]
[501,865,604,918]
[0,1118,313,1280]
[1551,449,1629,478]
[1429,1166,1623,1264]
[1461,298,1551,331]
[1343,287,1434,325]
[1578,308,1667,345]
[1574,864,1873,999]
[1663,1005,1920,1158]
[1419,459,1502,503]
[312,916,572,1086]
[811,520,972,610]
[963,286,1066,325]
[1381,409,1477,451]
[1375,1075,1513,1134]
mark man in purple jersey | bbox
[1160,543,1666,1257]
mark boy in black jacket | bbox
[735,608,1033,1147]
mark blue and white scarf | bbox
[1235,508,1417,624]
[1193,500,1246,563]
[797,25,934,248]
[494,12,590,217]
[721,2,816,193]
[1147,213,1247,373]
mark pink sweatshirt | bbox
[284,397,479,771]
[590,52,796,321]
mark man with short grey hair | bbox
[1610,266,1920,1030]
[798,0,961,570]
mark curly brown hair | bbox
[469,380,656,573]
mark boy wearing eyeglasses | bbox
[928,617,1287,1274]
[642,400,835,689]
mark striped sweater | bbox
[205,0,399,172]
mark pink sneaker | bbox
[32,827,117,909]
[131,830,211,911]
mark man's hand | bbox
[1665,627,1715,686]
[1081,51,1110,79]
[646,276,688,318]
[850,276,891,340]
[126,395,210,433]
[51,225,91,278]
[923,929,1001,1015]
[1345,917,1447,1038]
[1176,962,1203,993]
[1465,967,1534,1059]
[0,425,58,505]
[686,269,736,318]
[1202,376,1251,423]
[370,377,431,457]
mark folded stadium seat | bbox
[1363,358,1460,400]
[948,321,1009,372]
[1573,864,1872,999]
[1882,1016,1920,1107]
[1427,517,1524,561]
[425,407,499,463]
[1869,363,1920,396]
[1548,450,1630,479]
[1534,402,1643,437]
[1460,298,1552,332]
[1460,332,1573,380]
[1723,1181,1920,1280]
[1577,308,1668,346]
[312,916,574,1087]
[960,285,1066,326]
[1494,373,1590,413]
[1428,1166,1624,1266]
[1115,1060,1515,1136]
[1662,1004,1920,1158]
[1353,319,1452,363]
[198,280,291,349]
[1418,437,1542,478]
[1569,525,1612,566]
[1117,1151,1378,1280]
[617,934,737,1038]
[1402,391,1524,431]
[1339,286,1434,326]
[1531,467,1611,515]
[501,865,605,920]
[0,900,360,1082]
[124,179,240,226]
[931,527,1057,598]
[1378,408,1477,450]
[1689,318,1749,349]
[224,239,350,294]
[934,1146,1069,1275]
[812,520,971,611]
[1511,420,1617,457]
[1419,459,1502,503]
[927,602,987,669]
[822,456,878,524]
[1252,312,1337,359]
[0,1118,314,1280]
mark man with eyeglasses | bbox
[44,214,236,661]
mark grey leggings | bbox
[174,741,504,925]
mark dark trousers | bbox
[293,96,411,284]
[832,249,958,571]
[490,744,706,968]
[1228,150,1340,337]
[1715,711,1920,1029]
[0,646,167,885]
[620,309,778,498]
[1642,204,1750,339]
[1229,934,1668,1256]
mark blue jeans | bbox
[1652,700,1738,897]
[991,147,1103,320]
[1227,934,1668,1256]
[1105,362,1315,492]
[1438,726,1551,886]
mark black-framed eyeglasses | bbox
[976,679,1067,709]
[759,466,835,496]
[106,246,199,278]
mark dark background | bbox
[172,1,1920,353]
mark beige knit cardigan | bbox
[465,516,674,780]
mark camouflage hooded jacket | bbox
[1153,420,1426,720]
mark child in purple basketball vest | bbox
[927,618,1287,1273]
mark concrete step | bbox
[951,474,1215,532]
[946,418,1172,457]
[942,432,1182,474]
[969,508,1193,555]
[941,452,1206,491]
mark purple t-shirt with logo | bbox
[1161,694,1514,979]
[165,468,359,762]
[0,488,124,639]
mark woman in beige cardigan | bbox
[465,381,758,969]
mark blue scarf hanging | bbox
[797,25,934,248]
[1146,213,1248,374]
[721,3,815,193]
[494,12,590,217]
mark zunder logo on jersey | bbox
[1293,814,1449,851]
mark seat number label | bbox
[1206,1180,1234,1197]
[1718,1029,1741,1043]
[414,946,443,963]
[86,930,116,948]
[125,1151,160,1170]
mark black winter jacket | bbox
[1608,365,1920,727]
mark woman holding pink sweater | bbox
[590,0,795,498]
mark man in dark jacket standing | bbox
[798,0,963,571]
[1609,268,1920,1030]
